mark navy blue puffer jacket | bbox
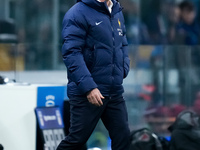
[62,0,130,98]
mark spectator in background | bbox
[127,16,150,45]
[141,0,177,44]
[121,0,150,45]
[140,0,163,44]
[168,4,181,44]
[150,46,163,105]
[175,1,200,45]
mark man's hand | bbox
[87,88,105,106]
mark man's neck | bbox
[97,0,110,6]
[97,0,113,13]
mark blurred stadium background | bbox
[0,0,200,149]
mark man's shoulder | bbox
[66,2,87,16]
[63,2,88,21]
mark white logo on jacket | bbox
[95,21,103,26]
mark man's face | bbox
[169,6,180,23]
[181,10,196,24]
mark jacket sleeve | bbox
[62,12,97,94]
[122,22,130,79]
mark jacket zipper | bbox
[103,3,123,97]
[110,16,115,96]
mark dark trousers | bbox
[57,96,130,150]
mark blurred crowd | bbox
[1,0,200,46]
[1,0,199,49]
[123,0,200,45]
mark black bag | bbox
[130,128,169,150]
[0,144,4,150]
[168,110,200,150]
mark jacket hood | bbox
[168,110,200,132]
[77,0,122,15]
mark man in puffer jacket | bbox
[57,0,130,150]
[168,110,200,150]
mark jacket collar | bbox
[77,0,122,16]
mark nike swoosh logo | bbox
[95,21,103,26]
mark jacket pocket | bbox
[83,46,96,71]
[123,57,130,78]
